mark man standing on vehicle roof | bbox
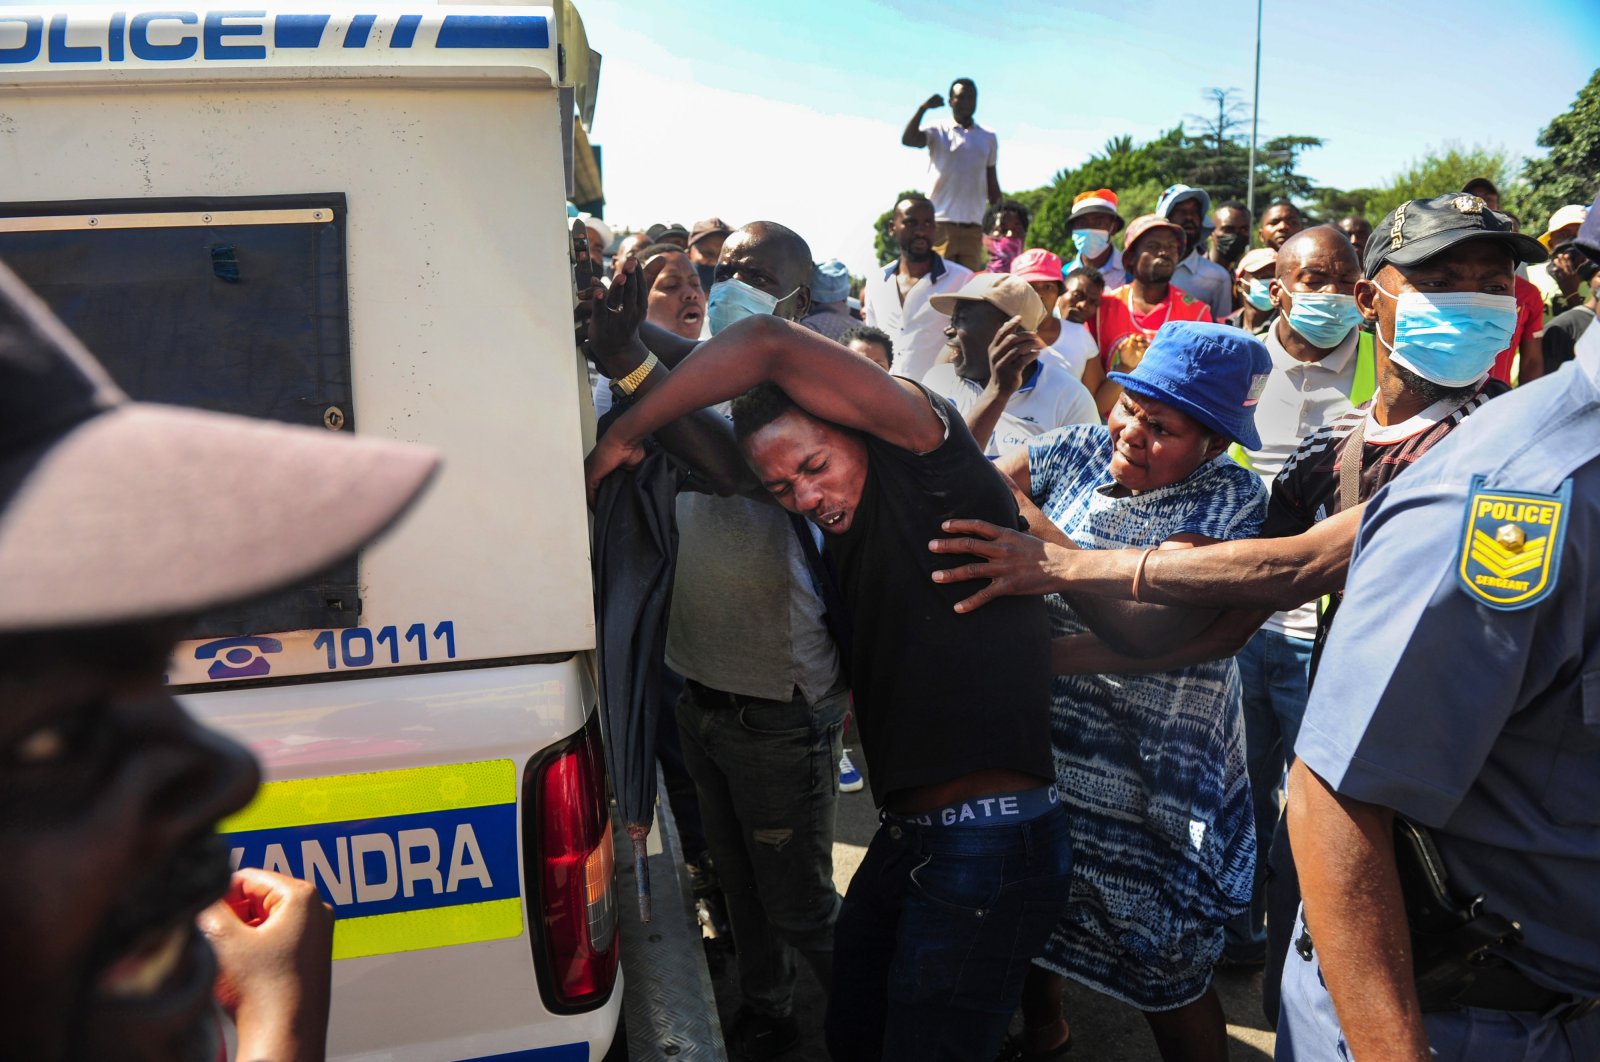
[902,78,1000,271]
[585,300,1072,1062]
[584,222,846,1062]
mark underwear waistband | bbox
[883,785,1059,829]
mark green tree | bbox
[1255,135,1325,204]
[1028,131,1179,257]
[1521,68,1600,226]
[1308,186,1382,223]
[1363,142,1520,222]
[872,189,924,266]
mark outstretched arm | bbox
[930,501,1362,613]
[587,314,947,499]
[994,452,1233,659]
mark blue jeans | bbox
[1276,907,1600,1061]
[1226,627,1313,965]
[825,799,1073,1061]
[676,679,847,1019]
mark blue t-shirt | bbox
[1298,327,1600,996]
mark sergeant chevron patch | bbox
[1456,475,1570,611]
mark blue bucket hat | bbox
[811,258,851,304]
[1108,321,1271,450]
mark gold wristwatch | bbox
[615,353,659,396]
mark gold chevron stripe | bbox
[1470,530,1547,567]
[1471,546,1545,579]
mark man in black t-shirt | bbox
[586,307,1072,1061]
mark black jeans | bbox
[677,679,847,1018]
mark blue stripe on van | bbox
[435,14,549,49]
[454,1045,588,1062]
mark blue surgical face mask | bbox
[1286,291,1363,348]
[1071,228,1110,260]
[1243,279,1275,312]
[706,277,796,336]
[1374,284,1517,387]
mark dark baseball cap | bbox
[1364,193,1546,278]
[0,260,438,631]
[688,217,732,247]
[646,222,690,243]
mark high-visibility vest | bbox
[1230,328,1377,471]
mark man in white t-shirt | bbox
[865,194,974,382]
[901,78,999,271]
[922,273,1097,457]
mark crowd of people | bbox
[5,63,1599,1062]
[579,74,1600,1062]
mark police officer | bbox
[1277,193,1600,1060]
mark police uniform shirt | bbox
[1295,325,1600,996]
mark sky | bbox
[578,0,1600,277]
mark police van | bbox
[0,5,625,1059]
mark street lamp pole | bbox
[1247,0,1262,216]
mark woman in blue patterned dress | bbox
[995,322,1271,1062]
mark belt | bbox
[1448,963,1600,1022]
[683,678,793,710]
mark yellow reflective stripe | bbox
[220,759,517,834]
[331,897,524,961]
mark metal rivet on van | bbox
[323,406,346,431]
[313,210,325,221]
[202,214,212,224]
[87,217,97,226]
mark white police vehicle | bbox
[0,5,626,1059]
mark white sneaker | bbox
[838,749,864,793]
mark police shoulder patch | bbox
[1456,475,1571,610]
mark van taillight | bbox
[524,713,619,1011]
